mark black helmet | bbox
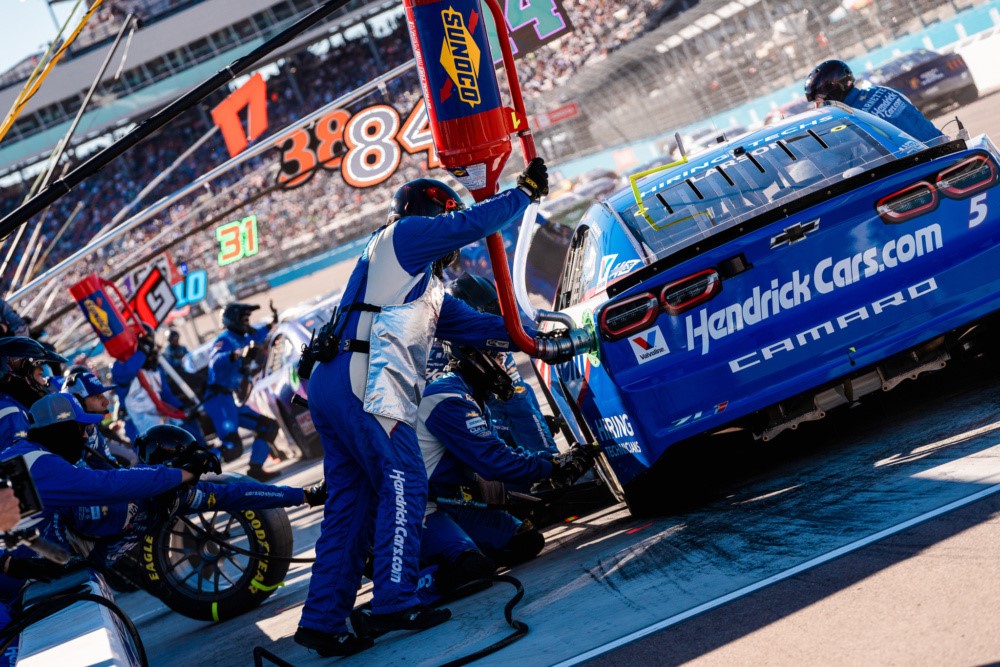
[450,274,500,316]
[387,179,466,225]
[446,344,515,402]
[134,424,199,466]
[0,337,66,378]
[804,60,855,103]
[221,302,260,335]
[0,337,67,408]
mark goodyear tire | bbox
[138,473,294,622]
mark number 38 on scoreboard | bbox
[276,99,439,190]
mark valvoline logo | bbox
[439,7,481,107]
[628,326,669,365]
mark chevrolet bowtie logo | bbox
[770,219,820,249]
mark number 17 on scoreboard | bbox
[216,214,259,266]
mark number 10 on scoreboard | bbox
[217,214,259,266]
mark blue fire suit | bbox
[204,326,273,465]
[0,440,303,569]
[299,188,532,634]
[425,342,555,454]
[417,372,552,568]
[488,353,556,454]
[842,85,943,143]
[0,394,29,452]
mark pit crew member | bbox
[448,273,557,454]
[416,344,593,600]
[804,59,944,143]
[0,337,65,451]
[203,302,280,482]
[0,404,325,572]
[296,159,556,657]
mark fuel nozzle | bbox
[534,326,597,364]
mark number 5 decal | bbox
[969,193,988,228]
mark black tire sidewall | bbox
[140,474,294,622]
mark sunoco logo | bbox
[440,7,481,107]
[84,297,113,338]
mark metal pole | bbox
[0,0,356,240]
[93,125,219,239]
[7,59,416,304]
[6,14,134,289]
[27,201,83,283]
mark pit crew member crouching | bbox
[0,398,325,572]
[415,344,593,599]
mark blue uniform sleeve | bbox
[111,351,146,388]
[207,334,242,391]
[15,451,183,510]
[425,395,553,485]
[393,188,530,274]
[184,481,304,511]
[435,294,537,351]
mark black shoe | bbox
[368,604,451,632]
[247,463,279,482]
[221,443,243,463]
[294,627,373,657]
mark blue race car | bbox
[864,49,978,115]
[539,106,999,514]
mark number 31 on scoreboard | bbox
[217,215,260,267]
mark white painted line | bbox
[554,482,1000,666]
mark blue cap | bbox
[60,370,115,398]
[29,394,104,428]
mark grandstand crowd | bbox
[0,0,673,337]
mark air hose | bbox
[0,591,149,666]
[182,517,530,663]
[437,574,529,667]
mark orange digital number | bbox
[211,73,269,158]
[276,129,318,189]
[275,99,442,190]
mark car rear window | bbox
[621,114,916,260]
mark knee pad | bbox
[434,550,496,595]
[495,529,545,567]
[256,415,280,443]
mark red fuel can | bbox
[404,0,512,201]
[69,274,139,361]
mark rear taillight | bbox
[946,56,964,71]
[936,155,997,198]
[600,293,659,341]
[661,269,722,315]
[876,181,938,223]
[600,269,723,341]
[876,153,999,224]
